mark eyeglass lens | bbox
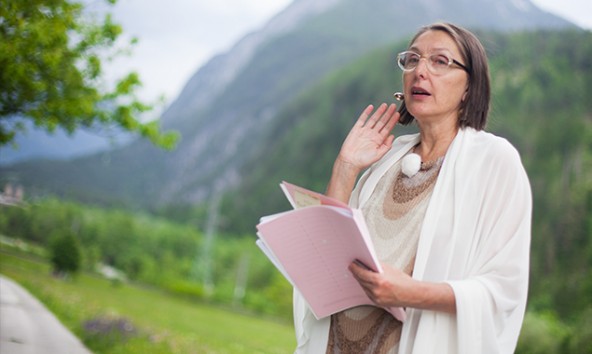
[398,52,455,74]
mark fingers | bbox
[366,103,389,128]
[350,262,380,303]
[358,103,399,131]
[381,109,400,134]
[355,104,376,127]
[349,261,376,282]
[364,103,400,132]
[367,103,387,125]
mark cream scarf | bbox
[293,127,532,354]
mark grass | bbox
[0,245,296,353]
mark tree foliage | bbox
[0,198,293,320]
[0,0,178,149]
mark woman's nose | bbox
[414,57,429,77]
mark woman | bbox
[293,22,532,353]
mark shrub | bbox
[516,311,570,354]
[567,307,592,354]
[49,230,82,275]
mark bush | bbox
[516,311,570,354]
[49,230,82,275]
[567,307,592,354]
[164,279,205,301]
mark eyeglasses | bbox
[396,51,469,75]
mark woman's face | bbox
[403,30,469,126]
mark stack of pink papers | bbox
[256,181,406,322]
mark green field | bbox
[0,247,296,354]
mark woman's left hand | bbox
[349,261,457,313]
[349,261,415,308]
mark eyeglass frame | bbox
[396,50,470,75]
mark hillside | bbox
[0,0,575,207]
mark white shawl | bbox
[293,128,532,354]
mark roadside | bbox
[0,275,92,354]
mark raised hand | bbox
[326,103,399,203]
[337,103,400,171]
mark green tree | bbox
[49,230,82,275]
[0,0,178,149]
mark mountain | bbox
[0,121,132,166]
[0,0,576,207]
[220,28,592,236]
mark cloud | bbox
[95,0,291,105]
[530,0,592,30]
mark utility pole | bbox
[193,186,222,297]
[233,252,250,306]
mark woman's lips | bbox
[411,86,431,96]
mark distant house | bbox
[0,183,24,206]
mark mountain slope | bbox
[221,28,592,230]
[0,0,576,207]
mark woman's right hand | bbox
[337,103,400,172]
[326,103,399,203]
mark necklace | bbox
[401,144,445,178]
[393,154,443,203]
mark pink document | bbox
[256,182,406,322]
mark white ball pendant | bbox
[401,153,421,178]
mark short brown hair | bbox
[398,22,491,130]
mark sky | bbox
[95,0,292,111]
[97,0,591,110]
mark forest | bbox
[1,29,591,353]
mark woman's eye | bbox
[407,55,420,64]
[432,55,449,66]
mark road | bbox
[0,275,92,354]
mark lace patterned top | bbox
[326,151,444,354]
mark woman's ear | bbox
[461,86,469,102]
